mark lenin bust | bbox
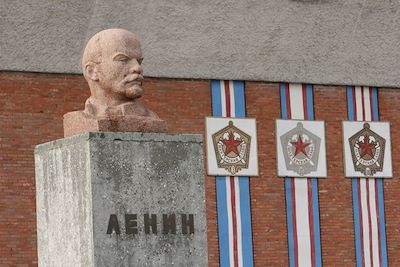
[63,29,167,137]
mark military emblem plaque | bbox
[276,119,327,177]
[343,121,392,178]
[206,117,258,176]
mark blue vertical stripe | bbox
[239,177,254,266]
[280,83,288,119]
[312,178,322,266]
[233,81,246,118]
[306,84,314,120]
[347,86,355,120]
[211,80,222,117]
[371,87,379,122]
[216,176,230,267]
[377,179,388,267]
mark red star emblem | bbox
[222,131,242,156]
[290,134,311,157]
[357,133,376,158]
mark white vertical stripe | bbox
[355,87,363,121]
[360,178,371,267]
[220,81,227,117]
[225,178,235,266]
[363,87,372,121]
[295,178,312,267]
[289,84,304,120]
[369,179,380,267]
[234,177,243,267]
[229,80,236,117]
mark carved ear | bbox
[85,62,99,81]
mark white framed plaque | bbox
[276,119,327,178]
[205,117,258,176]
[342,121,392,178]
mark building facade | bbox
[2,1,400,266]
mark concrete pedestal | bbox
[35,132,208,267]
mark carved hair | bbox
[81,33,102,81]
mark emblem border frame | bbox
[211,121,251,173]
[275,119,328,178]
[205,116,259,177]
[342,120,393,178]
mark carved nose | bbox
[130,60,143,74]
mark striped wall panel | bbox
[280,83,322,267]
[211,80,254,267]
[346,86,388,267]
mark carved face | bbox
[96,33,144,99]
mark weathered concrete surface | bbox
[35,135,94,267]
[35,132,207,267]
[2,0,400,87]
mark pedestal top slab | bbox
[35,132,202,153]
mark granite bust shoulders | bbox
[63,29,167,137]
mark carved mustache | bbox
[124,75,144,84]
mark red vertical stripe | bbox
[361,86,366,121]
[307,179,316,267]
[358,180,366,267]
[366,180,374,267]
[375,179,383,265]
[302,84,308,120]
[230,176,239,267]
[291,179,299,267]
[224,80,231,118]
[285,83,292,119]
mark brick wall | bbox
[1,71,399,266]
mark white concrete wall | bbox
[2,0,400,87]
